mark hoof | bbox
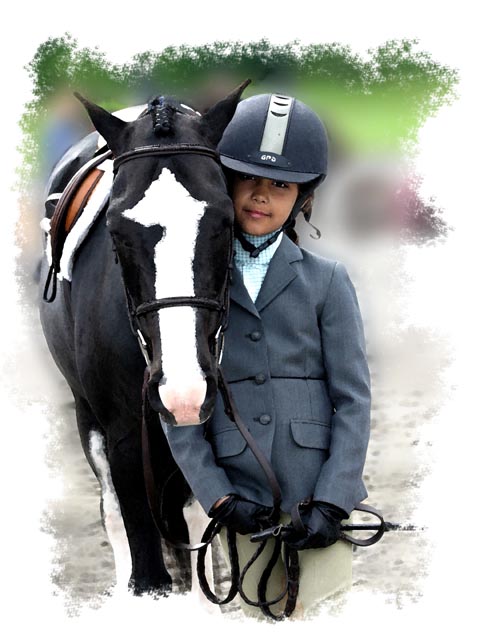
[129,577,173,598]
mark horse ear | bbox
[74,93,127,153]
[200,79,251,145]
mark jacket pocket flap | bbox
[212,429,248,458]
[290,420,331,449]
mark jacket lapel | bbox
[229,264,261,318]
[229,235,304,317]
[255,235,303,312]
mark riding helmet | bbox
[218,93,328,186]
[217,93,328,255]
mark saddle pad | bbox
[42,158,114,282]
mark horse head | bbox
[76,81,250,426]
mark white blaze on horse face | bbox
[121,168,208,425]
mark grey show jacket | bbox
[162,235,371,517]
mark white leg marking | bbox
[121,169,208,422]
[89,431,132,592]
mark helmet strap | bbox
[233,222,285,258]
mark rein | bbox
[141,363,302,618]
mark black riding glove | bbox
[209,495,273,535]
[284,501,347,550]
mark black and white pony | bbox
[39,81,249,595]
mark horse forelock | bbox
[149,96,176,136]
[146,95,202,137]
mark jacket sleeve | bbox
[160,419,236,514]
[313,261,371,515]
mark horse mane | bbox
[148,96,176,136]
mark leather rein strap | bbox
[141,365,300,618]
[217,367,282,514]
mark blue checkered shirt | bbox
[233,231,283,302]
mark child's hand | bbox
[209,495,273,535]
[285,501,346,550]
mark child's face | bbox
[232,173,299,236]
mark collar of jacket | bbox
[230,234,304,317]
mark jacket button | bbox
[259,414,271,425]
[255,374,266,385]
[249,331,262,341]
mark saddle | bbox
[43,149,113,302]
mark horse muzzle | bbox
[147,367,216,426]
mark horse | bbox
[38,80,250,596]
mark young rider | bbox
[162,93,371,615]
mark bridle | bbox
[112,142,233,371]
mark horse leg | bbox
[145,411,193,593]
[73,393,132,592]
[74,393,172,595]
[106,424,173,596]
[88,430,132,591]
